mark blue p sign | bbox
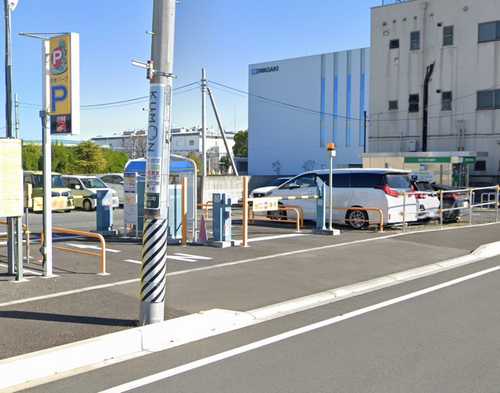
[51,85,67,113]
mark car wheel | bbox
[83,199,93,211]
[346,209,369,230]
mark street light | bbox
[327,143,340,236]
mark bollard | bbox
[242,176,249,247]
[469,188,473,226]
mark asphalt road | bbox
[25,255,500,393]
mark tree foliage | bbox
[22,141,129,174]
[232,130,248,157]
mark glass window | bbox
[389,39,399,49]
[477,90,494,110]
[474,160,486,171]
[409,94,419,113]
[81,178,107,189]
[385,174,411,191]
[410,31,420,50]
[495,90,500,109]
[443,25,454,46]
[101,176,112,183]
[51,175,64,188]
[441,91,452,111]
[388,100,399,110]
[280,175,316,190]
[479,21,498,43]
[318,173,349,187]
[350,173,384,188]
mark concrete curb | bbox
[3,241,500,391]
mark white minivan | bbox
[267,168,418,229]
[62,175,120,211]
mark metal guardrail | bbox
[249,205,304,233]
[41,227,108,275]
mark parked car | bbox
[431,183,470,222]
[61,175,119,211]
[250,177,292,198]
[98,173,124,206]
[24,171,75,213]
[410,180,441,221]
[267,169,418,229]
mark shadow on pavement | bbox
[0,310,137,327]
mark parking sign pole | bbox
[41,39,53,277]
[139,0,176,325]
[327,143,336,232]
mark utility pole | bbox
[422,62,435,152]
[201,68,207,176]
[363,110,367,153]
[139,0,176,325]
[4,0,22,277]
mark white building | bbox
[92,127,235,163]
[370,0,500,182]
[248,48,370,176]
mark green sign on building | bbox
[404,157,451,164]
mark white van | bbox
[62,175,119,211]
[267,169,418,229]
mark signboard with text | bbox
[252,197,280,212]
[0,139,23,217]
[49,33,80,135]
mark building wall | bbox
[370,0,500,180]
[248,48,370,176]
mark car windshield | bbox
[268,178,289,187]
[386,174,411,191]
[32,175,65,188]
[414,181,434,192]
[81,178,107,189]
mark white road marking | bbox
[0,262,42,276]
[66,243,121,253]
[99,263,500,393]
[248,233,307,243]
[174,253,212,261]
[167,255,196,262]
[2,221,500,308]
[124,259,141,265]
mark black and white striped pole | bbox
[139,0,176,325]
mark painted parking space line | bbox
[0,262,42,276]
[124,259,142,265]
[99,263,500,393]
[174,253,213,261]
[248,233,308,243]
[66,243,121,253]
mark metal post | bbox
[402,192,407,232]
[139,0,176,325]
[24,206,30,264]
[242,176,249,247]
[363,110,367,153]
[181,176,187,246]
[206,87,239,176]
[329,154,333,231]
[41,39,53,277]
[4,0,16,275]
[496,185,499,223]
[469,188,473,226]
[201,68,207,177]
[439,190,444,229]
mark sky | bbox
[0,0,385,141]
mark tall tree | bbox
[232,130,248,157]
[22,144,42,171]
[73,141,106,174]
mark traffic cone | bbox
[199,215,208,242]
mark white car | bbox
[250,177,291,198]
[98,173,125,206]
[411,180,441,221]
[62,175,120,211]
[267,168,418,229]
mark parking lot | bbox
[2,205,500,361]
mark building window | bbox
[476,89,500,110]
[409,94,419,112]
[388,100,399,110]
[441,91,452,111]
[389,39,400,49]
[410,31,420,50]
[443,25,454,46]
[474,160,486,171]
[189,140,195,146]
[478,21,500,43]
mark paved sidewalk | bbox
[0,223,498,359]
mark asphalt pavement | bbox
[25,255,500,393]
